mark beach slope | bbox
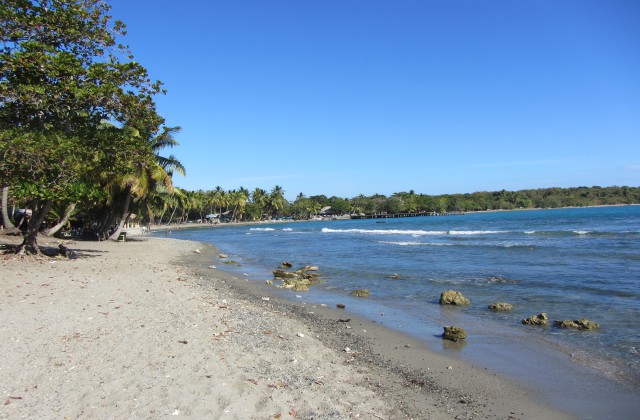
[0,235,571,419]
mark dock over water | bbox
[350,211,465,220]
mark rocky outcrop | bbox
[439,290,470,306]
[272,269,300,279]
[442,326,467,342]
[350,289,371,297]
[279,277,313,291]
[488,302,513,311]
[272,265,322,291]
[554,319,600,330]
[522,313,548,326]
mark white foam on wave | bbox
[282,228,293,231]
[573,230,590,235]
[447,230,506,235]
[379,241,452,246]
[321,228,507,236]
[322,228,447,235]
[249,227,275,231]
[499,242,533,248]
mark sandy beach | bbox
[0,233,574,419]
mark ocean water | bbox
[167,206,640,385]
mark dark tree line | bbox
[167,185,640,223]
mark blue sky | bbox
[108,0,639,200]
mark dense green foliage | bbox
[0,0,179,253]
[151,185,640,224]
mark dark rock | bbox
[488,302,513,311]
[350,289,371,297]
[439,290,470,306]
[522,313,548,326]
[294,267,321,279]
[279,277,312,291]
[58,244,77,259]
[442,326,467,342]
[281,261,293,268]
[554,319,600,330]
[272,269,300,279]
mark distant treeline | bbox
[293,185,640,217]
[167,185,640,223]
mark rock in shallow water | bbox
[522,313,548,326]
[554,319,600,330]
[442,326,467,342]
[439,290,470,306]
[272,269,299,279]
[350,289,371,297]
[488,302,513,311]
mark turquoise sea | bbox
[167,206,640,393]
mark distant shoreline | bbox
[132,203,640,235]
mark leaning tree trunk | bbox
[1,186,16,230]
[95,195,120,238]
[166,205,178,225]
[44,202,76,237]
[108,190,132,241]
[18,199,53,255]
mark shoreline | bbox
[151,211,640,419]
[1,234,574,419]
[186,236,640,419]
[116,203,640,239]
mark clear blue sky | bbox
[108,0,639,200]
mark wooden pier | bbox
[350,211,465,220]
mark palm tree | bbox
[228,189,248,222]
[43,202,77,236]
[211,186,226,218]
[251,188,268,220]
[107,158,173,240]
[106,125,185,240]
[149,126,186,177]
[162,188,185,225]
[269,185,287,218]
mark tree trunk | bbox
[44,202,76,236]
[18,199,53,255]
[108,190,131,240]
[167,205,177,225]
[96,196,120,238]
[1,186,16,230]
[231,205,238,222]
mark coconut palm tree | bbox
[269,185,287,218]
[251,188,268,220]
[211,186,226,218]
[106,124,185,240]
[228,188,248,222]
[149,126,186,177]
